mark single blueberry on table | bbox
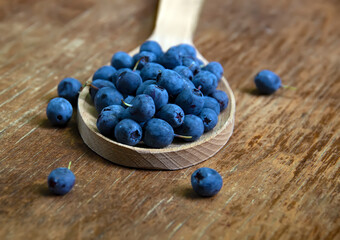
[114,119,142,146]
[202,62,224,82]
[143,84,168,110]
[175,88,204,115]
[124,94,155,123]
[92,65,116,81]
[203,96,220,115]
[191,167,223,197]
[136,80,157,95]
[140,62,165,81]
[157,69,184,97]
[199,108,218,132]
[192,70,218,96]
[175,114,204,142]
[132,51,157,70]
[46,97,73,126]
[89,79,116,101]
[156,104,185,128]
[254,70,282,94]
[210,90,229,112]
[116,71,142,95]
[140,40,163,61]
[48,165,75,195]
[174,66,194,81]
[57,77,82,105]
[94,87,123,113]
[97,106,124,138]
[143,118,174,148]
[111,51,133,69]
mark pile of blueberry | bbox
[87,40,229,148]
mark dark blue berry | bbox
[125,94,155,122]
[175,88,204,115]
[254,70,282,94]
[114,119,142,146]
[161,46,182,69]
[183,78,196,91]
[111,51,133,69]
[143,84,168,110]
[182,57,200,74]
[202,62,223,82]
[156,104,185,128]
[140,62,165,81]
[203,96,220,115]
[92,66,116,81]
[116,71,142,95]
[48,167,75,195]
[133,51,157,70]
[121,95,134,108]
[46,97,73,126]
[57,78,82,105]
[94,87,123,113]
[191,167,223,197]
[140,40,163,61]
[199,108,218,132]
[136,80,157,95]
[157,69,184,97]
[192,70,218,95]
[111,68,133,86]
[143,118,174,148]
[175,114,204,142]
[97,106,124,138]
[210,90,229,112]
[174,66,193,81]
[89,79,116,101]
[176,43,196,57]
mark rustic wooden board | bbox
[0,0,339,239]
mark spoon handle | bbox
[150,0,204,49]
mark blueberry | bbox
[157,69,184,97]
[116,71,142,95]
[97,106,124,138]
[46,97,73,126]
[203,96,220,115]
[176,43,196,57]
[143,118,174,148]
[161,46,182,69]
[210,90,229,112]
[111,68,133,86]
[156,104,185,128]
[111,51,133,69]
[192,70,218,96]
[132,51,157,70]
[196,58,204,67]
[136,80,157,95]
[174,66,193,81]
[199,108,218,132]
[114,119,142,146]
[183,78,196,91]
[254,70,282,94]
[92,65,117,81]
[89,79,116,101]
[175,88,204,115]
[175,114,204,142]
[125,94,155,122]
[48,166,75,195]
[94,87,123,113]
[57,78,82,105]
[182,57,200,74]
[143,84,168,110]
[191,167,223,197]
[202,62,223,82]
[140,40,163,61]
[121,95,134,108]
[140,62,165,81]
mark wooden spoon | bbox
[77,0,236,170]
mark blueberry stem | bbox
[133,56,149,71]
[121,99,133,107]
[68,161,72,170]
[281,85,296,90]
[174,134,192,139]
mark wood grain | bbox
[0,0,339,239]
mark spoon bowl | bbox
[77,0,236,170]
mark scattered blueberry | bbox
[48,164,75,195]
[57,78,82,105]
[254,70,282,94]
[191,167,223,197]
[46,97,73,126]
[114,119,142,146]
[210,90,229,112]
[202,62,223,82]
[156,104,185,128]
[199,108,218,132]
[116,71,142,95]
[94,87,124,113]
[175,88,204,115]
[140,62,165,81]
[143,118,174,148]
[175,114,204,142]
[192,70,218,96]
[111,51,133,69]
[92,65,116,81]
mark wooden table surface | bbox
[0,0,339,239]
